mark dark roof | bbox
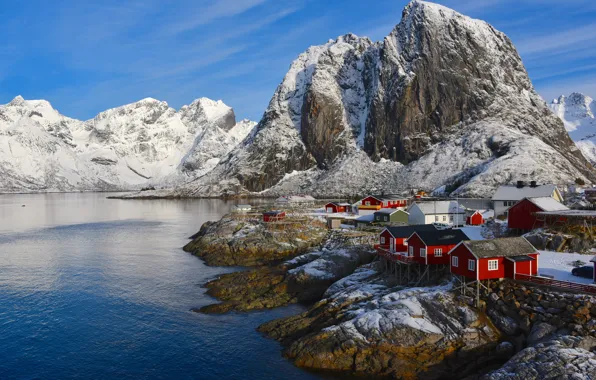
[412,229,469,246]
[462,237,537,259]
[506,255,536,262]
[385,225,437,239]
[263,210,284,215]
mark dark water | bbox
[0,193,322,379]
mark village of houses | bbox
[238,181,596,302]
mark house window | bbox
[488,260,499,271]
[434,248,442,257]
[409,246,413,256]
[435,216,439,222]
[365,201,370,205]
[442,215,447,222]
[420,248,426,257]
[380,237,385,244]
[385,216,388,222]
[449,215,454,222]
[468,260,475,271]
[504,201,514,207]
[452,256,459,267]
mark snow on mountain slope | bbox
[0,96,254,192]
[173,0,595,198]
[549,93,596,165]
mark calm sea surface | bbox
[0,193,323,379]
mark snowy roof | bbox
[375,208,407,215]
[591,256,596,263]
[463,237,537,259]
[327,202,351,206]
[263,210,284,215]
[411,201,465,215]
[525,197,569,212]
[411,229,469,246]
[492,184,558,201]
[356,214,374,222]
[385,225,436,238]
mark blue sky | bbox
[1,0,596,121]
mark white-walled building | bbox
[407,201,466,226]
[492,183,562,217]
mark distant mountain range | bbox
[549,93,596,166]
[0,96,255,192]
[0,1,594,197]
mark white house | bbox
[407,201,466,226]
[492,182,562,217]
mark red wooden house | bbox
[263,210,286,222]
[325,202,351,213]
[449,237,539,281]
[378,225,437,253]
[359,195,408,211]
[466,211,485,226]
[507,197,568,231]
[405,229,469,265]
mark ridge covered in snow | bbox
[549,93,596,165]
[0,95,255,192]
[170,0,595,198]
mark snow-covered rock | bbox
[549,92,596,165]
[0,95,255,192]
[174,0,595,198]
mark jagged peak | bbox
[8,95,25,106]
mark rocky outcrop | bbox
[483,336,596,379]
[259,264,505,378]
[183,214,328,267]
[198,245,376,313]
[479,280,596,340]
[177,0,595,198]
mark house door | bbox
[390,239,394,252]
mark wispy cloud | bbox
[515,23,596,56]
[159,0,268,36]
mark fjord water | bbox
[0,193,320,379]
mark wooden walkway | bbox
[515,274,596,295]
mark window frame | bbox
[380,236,385,244]
[434,248,442,257]
[452,256,459,267]
[420,248,426,257]
[488,260,499,271]
[468,259,475,271]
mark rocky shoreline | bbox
[187,214,596,379]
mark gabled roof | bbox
[375,208,408,216]
[462,237,537,259]
[326,202,350,207]
[410,229,469,246]
[384,224,436,239]
[590,256,596,263]
[492,184,558,201]
[363,195,407,202]
[411,201,465,215]
[524,197,569,212]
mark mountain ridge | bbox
[169,0,595,198]
[0,95,256,192]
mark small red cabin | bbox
[325,202,350,213]
[263,210,286,222]
[449,237,539,281]
[466,211,485,226]
[406,229,469,265]
[507,197,568,231]
[378,225,437,253]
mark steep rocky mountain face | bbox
[549,93,596,165]
[176,0,595,198]
[0,96,255,192]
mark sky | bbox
[0,0,595,121]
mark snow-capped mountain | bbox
[549,93,596,165]
[0,96,255,192]
[172,0,595,198]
